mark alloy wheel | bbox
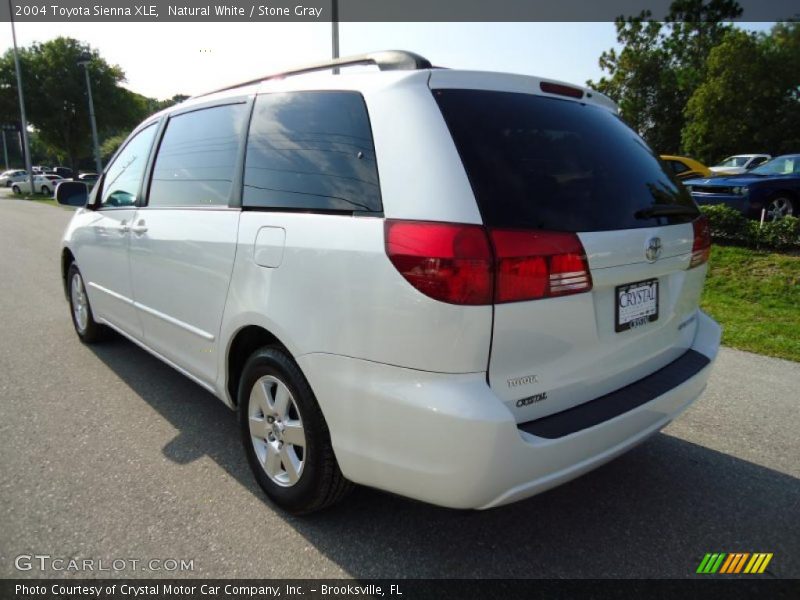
[247,375,306,487]
[766,197,793,221]
[70,272,89,333]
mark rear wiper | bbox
[635,205,700,219]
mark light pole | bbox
[331,0,339,74]
[77,52,102,174]
[8,0,33,192]
[2,129,8,171]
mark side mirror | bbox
[55,181,89,207]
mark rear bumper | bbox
[298,310,721,509]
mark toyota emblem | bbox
[645,237,662,262]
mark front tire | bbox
[12,185,20,194]
[238,347,352,514]
[67,263,107,343]
[41,185,51,196]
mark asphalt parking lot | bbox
[0,196,798,579]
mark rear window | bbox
[434,89,696,231]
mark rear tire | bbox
[41,185,51,196]
[238,346,352,514]
[67,263,107,343]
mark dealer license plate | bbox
[615,279,659,332]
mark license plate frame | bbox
[615,278,659,333]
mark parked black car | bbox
[684,154,800,220]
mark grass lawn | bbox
[5,191,68,208]
[701,244,800,362]
[30,197,62,208]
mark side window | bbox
[243,91,382,212]
[100,124,157,208]
[749,156,767,168]
[148,103,248,207]
[669,160,689,175]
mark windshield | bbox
[717,156,750,167]
[750,156,800,176]
[434,89,697,231]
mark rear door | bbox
[127,100,250,386]
[433,82,708,423]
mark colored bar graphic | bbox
[734,553,750,573]
[759,553,773,573]
[698,553,727,573]
[700,552,774,574]
[710,553,726,573]
[720,553,735,573]
[720,553,743,574]
[744,554,760,574]
[744,552,764,573]
[719,554,736,574]
[697,554,713,573]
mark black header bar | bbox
[0,0,797,22]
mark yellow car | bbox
[660,155,713,180]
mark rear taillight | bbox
[490,229,592,302]
[385,220,592,305]
[384,220,493,305]
[690,216,711,269]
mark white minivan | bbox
[58,51,720,514]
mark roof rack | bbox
[195,50,432,98]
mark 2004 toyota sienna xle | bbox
[57,51,721,514]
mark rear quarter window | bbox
[434,89,696,231]
[243,91,381,213]
[668,160,690,175]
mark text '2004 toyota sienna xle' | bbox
[57,51,720,514]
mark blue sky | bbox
[0,21,776,100]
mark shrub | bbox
[699,204,800,251]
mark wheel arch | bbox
[226,324,291,408]
[767,188,798,200]
[61,247,76,300]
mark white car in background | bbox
[56,51,720,514]
[709,154,771,175]
[0,169,28,187]
[12,173,64,195]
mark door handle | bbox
[118,222,130,234]
[130,221,148,235]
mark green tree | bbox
[591,14,676,150]
[0,37,149,171]
[589,0,741,153]
[99,131,128,162]
[28,130,65,165]
[682,22,800,162]
[100,93,189,162]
